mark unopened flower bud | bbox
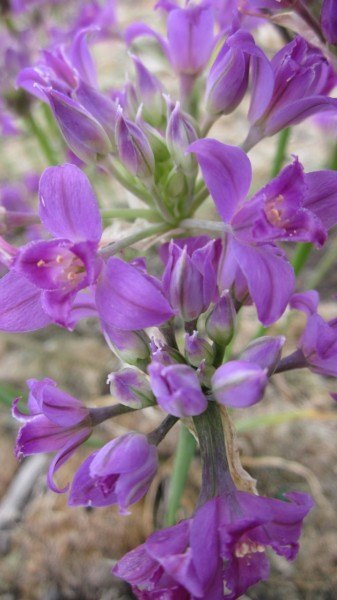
[205,292,236,347]
[240,335,285,375]
[107,368,154,409]
[136,109,170,162]
[184,331,214,367]
[148,361,207,417]
[205,35,249,116]
[212,360,268,408]
[164,167,188,199]
[116,111,155,180]
[131,54,166,127]
[44,88,112,163]
[75,81,119,151]
[102,322,150,368]
[166,102,198,175]
[123,80,139,119]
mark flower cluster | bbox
[1,0,337,597]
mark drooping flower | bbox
[69,433,158,513]
[114,489,313,599]
[13,377,93,492]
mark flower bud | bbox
[107,368,154,409]
[102,322,150,368]
[44,88,112,163]
[116,111,155,180]
[131,54,166,127]
[240,335,285,375]
[212,360,268,408]
[184,331,214,367]
[75,81,119,151]
[69,433,158,513]
[206,42,249,116]
[166,102,198,175]
[150,338,185,366]
[136,109,170,163]
[162,243,205,322]
[205,292,236,347]
[164,167,188,200]
[123,80,139,119]
[148,362,207,417]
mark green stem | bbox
[25,112,59,165]
[189,185,210,214]
[164,425,196,526]
[328,140,337,170]
[180,218,229,233]
[99,223,170,257]
[104,158,154,206]
[307,238,337,289]
[193,401,234,506]
[100,208,161,222]
[292,242,312,276]
[270,128,291,178]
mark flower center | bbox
[234,539,265,558]
[265,194,285,226]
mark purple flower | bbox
[239,335,285,375]
[107,368,154,409]
[148,362,207,417]
[189,138,337,324]
[161,236,221,322]
[321,0,337,45]
[298,313,337,377]
[69,433,158,513]
[13,378,92,492]
[205,292,237,347]
[115,110,155,179]
[205,29,273,118]
[184,331,214,367]
[114,489,313,599]
[212,359,268,408]
[166,102,198,176]
[0,164,103,330]
[246,36,337,144]
[102,322,150,367]
[95,257,174,331]
[131,54,166,128]
[126,1,215,78]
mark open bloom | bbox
[0,163,103,330]
[189,138,337,324]
[69,433,158,513]
[13,377,92,492]
[114,489,313,599]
